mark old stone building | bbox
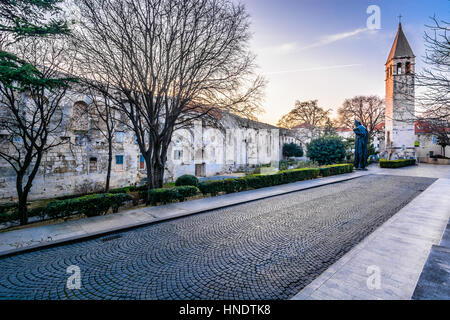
[0,89,300,202]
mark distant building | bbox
[373,122,449,159]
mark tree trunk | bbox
[150,162,164,189]
[18,196,28,225]
[105,139,112,192]
[16,174,28,225]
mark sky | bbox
[242,0,449,125]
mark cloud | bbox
[263,63,363,76]
[299,28,369,51]
[260,42,298,55]
[260,27,374,56]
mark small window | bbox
[89,157,98,173]
[116,131,124,143]
[397,63,402,75]
[115,155,124,171]
[174,150,183,160]
[139,154,145,169]
[405,62,411,74]
[75,135,85,146]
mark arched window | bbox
[72,101,90,132]
[396,63,402,75]
[405,62,411,74]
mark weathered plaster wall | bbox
[0,93,289,201]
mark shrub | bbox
[0,203,18,214]
[148,186,199,205]
[109,187,131,194]
[175,175,199,187]
[379,159,416,168]
[148,188,179,205]
[282,143,304,158]
[307,136,346,165]
[223,178,248,194]
[0,205,47,223]
[0,211,18,223]
[180,164,350,197]
[198,168,322,196]
[175,186,200,202]
[198,180,225,196]
[109,185,148,194]
[319,164,353,177]
[46,193,132,219]
[138,190,149,203]
[280,168,320,184]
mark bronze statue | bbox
[353,120,369,170]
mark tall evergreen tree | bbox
[0,1,71,225]
[0,0,69,88]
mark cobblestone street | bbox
[0,175,435,300]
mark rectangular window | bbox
[75,135,85,146]
[139,154,145,169]
[115,155,124,171]
[174,150,183,160]
[89,157,98,173]
[116,131,124,143]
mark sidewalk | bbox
[291,177,450,300]
[0,170,369,257]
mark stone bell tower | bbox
[385,22,416,159]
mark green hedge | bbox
[109,185,147,194]
[223,178,248,194]
[148,186,199,205]
[198,180,225,196]
[198,164,353,196]
[379,159,416,168]
[46,193,132,219]
[0,205,47,223]
[319,164,354,177]
[175,175,199,187]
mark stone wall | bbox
[0,92,296,202]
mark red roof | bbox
[415,120,450,134]
[374,122,385,132]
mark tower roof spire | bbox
[386,20,415,64]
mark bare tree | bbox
[0,38,74,224]
[277,100,330,143]
[79,80,120,192]
[415,16,449,121]
[337,95,385,139]
[71,0,265,189]
[418,117,450,157]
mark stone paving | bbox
[292,176,450,300]
[412,219,450,300]
[0,175,435,300]
[0,171,368,256]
